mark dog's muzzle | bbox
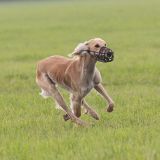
[89,47,114,63]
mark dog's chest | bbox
[79,67,95,96]
[80,81,94,97]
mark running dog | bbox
[36,38,114,126]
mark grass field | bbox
[0,0,160,159]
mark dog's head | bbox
[71,38,114,63]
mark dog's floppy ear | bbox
[69,41,89,57]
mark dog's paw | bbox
[107,103,114,112]
[63,114,70,121]
[88,109,100,120]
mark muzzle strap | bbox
[81,47,114,63]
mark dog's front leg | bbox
[63,95,81,121]
[82,100,100,120]
[94,83,114,112]
[71,95,82,118]
[49,85,86,126]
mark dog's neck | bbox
[79,55,96,83]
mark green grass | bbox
[0,0,160,159]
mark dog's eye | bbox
[95,44,100,48]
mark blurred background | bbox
[0,0,160,160]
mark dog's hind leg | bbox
[49,89,87,126]
[94,83,114,112]
[82,100,100,120]
[36,74,87,126]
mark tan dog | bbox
[36,38,114,126]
